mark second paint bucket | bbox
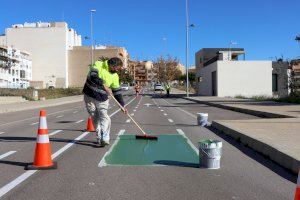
[199,140,222,169]
[197,113,208,126]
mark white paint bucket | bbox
[199,140,222,169]
[197,113,208,126]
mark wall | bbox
[6,26,68,88]
[196,62,218,96]
[217,61,272,97]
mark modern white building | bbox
[0,22,82,88]
[195,48,273,97]
[0,46,32,88]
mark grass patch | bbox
[234,94,300,104]
[0,88,83,101]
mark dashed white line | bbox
[56,115,64,118]
[135,107,138,109]
[164,113,167,116]
[126,119,131,123]
[30,122,38,126]
[75,119,84,124]
[73,111,78,114]
[0,132,4,135]
[49,130,63,136]
[0,151,17,160]
[130,113,134,116]
[160,110,164,112]
[133,109,136,112]
[168,119,174,123]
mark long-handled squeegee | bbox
[109,94,158,140]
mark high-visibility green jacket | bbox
[82,60,123,105]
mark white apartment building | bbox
[195,48,273,97]
[0,22,82,88]
[0,46,32,88]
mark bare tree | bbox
[153,56,182,83]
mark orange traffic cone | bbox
[86,117,95,132]
[26,110,57,170]
[295,169,300,200]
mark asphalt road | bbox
[0,89,296,200]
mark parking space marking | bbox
[49,130,63,136]
[98,129,125,167]
[176,129,199,155]
[0,151,17,160]
[75,119,84,124]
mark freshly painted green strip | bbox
[104,134,199,167]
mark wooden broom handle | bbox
[109,94,147,136]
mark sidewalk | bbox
[170,90,300,174]
[0,95,83,114]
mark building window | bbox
[272,74,278,92]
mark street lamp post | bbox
[162,37,167,83]
[185,0,195,97]
[90,9,96,66]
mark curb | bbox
[212,121,300,174]
[183,97,294,118]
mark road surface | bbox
[0,89,296,199]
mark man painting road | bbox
[82,57,127,147]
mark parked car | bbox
[121,83,129,91]
[154,83,164,91]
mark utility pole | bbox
[185,0,189,97]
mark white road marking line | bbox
[75,119,84,124]
[161,110,164,112]
[164,113,167,116]
[133,109,136,112]
[176,129,199,155]
[161,99,212,125]
[168,119,174,123]
[56,115,63,118]
[73,111,78,114]
[0,97,137,198]
[158,107,161,108]
[98,129,125,167]
[30,122,38,126]
[130,113,134,116]
[0,151,17,160]
[49,130,62,136]
[126,119,131,123]
[0,132,4,135]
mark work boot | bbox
[100,140,109,147]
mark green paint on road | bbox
[104,134,199,167]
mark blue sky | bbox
[1,0,300,66]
